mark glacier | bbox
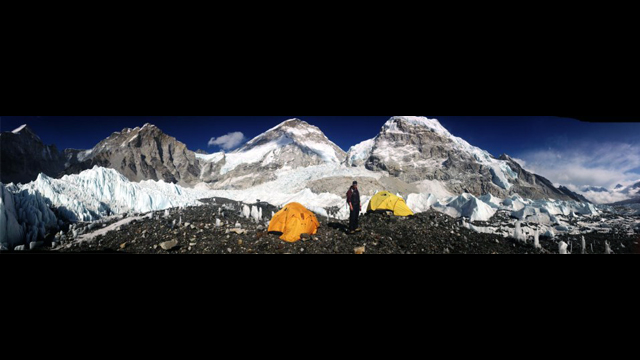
[1,183,58,249]
[432,193,497,222]
[346,138,375,166]
[17,167,209,222]
[1,161,607,251]
[1,167,215,249]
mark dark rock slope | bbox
[0,125,67,184]
[50,198,640,254]
[63,124,201,185]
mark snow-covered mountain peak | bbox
[1,124,66,184]
[63,123,201,185]
[11,124,28,134]
[196,119,347,187]
[343,116,579,200]
[8,124,41,140]
[384,116,452,137]
[229,118,345,167]
[378,116,501,165]
[243,118,326,148]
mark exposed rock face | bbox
[2,118,593,204]
[0,125,67,184]
[199,119,347,189]
[62,124,200,186]
[499,155,581,201]
[307,176,419,198]
[346,116,577,201]
[556,186,592,203]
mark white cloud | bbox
[562,184,632,204]
[208,132,246,150]
[515,142,640,204]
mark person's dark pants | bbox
[349,208,359,231]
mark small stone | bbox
[443,248,450,254]
[153,245,158,249]
[120,243,127,249]
[238,239,243,245]
[300,233,311,241]
[184,222,191,227]
[227,248,232,253]
[354,246,365,255]
[160,240,179,251]
[189,242,197,246]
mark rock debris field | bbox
[23,197,640,254]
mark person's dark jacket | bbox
[346,186,360,209]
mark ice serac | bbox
[346,116,579,201]
[1,182,59,249]
[199,119,347,189]
[1,166,217,248]
[19,166,209,222]
[63,123,201,186]
[0,124,68,184]
[432,193,497,222]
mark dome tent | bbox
[268,202,320,242]
[367,191,414,217]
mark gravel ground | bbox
[46,197,640,254]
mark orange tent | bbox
[268,202,320,243]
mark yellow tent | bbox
[268,202,320,243]
[367,191,414,216]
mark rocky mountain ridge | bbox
[1,117,593,203]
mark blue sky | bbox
[2,116,639,190]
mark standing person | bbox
[346,181,361,234]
